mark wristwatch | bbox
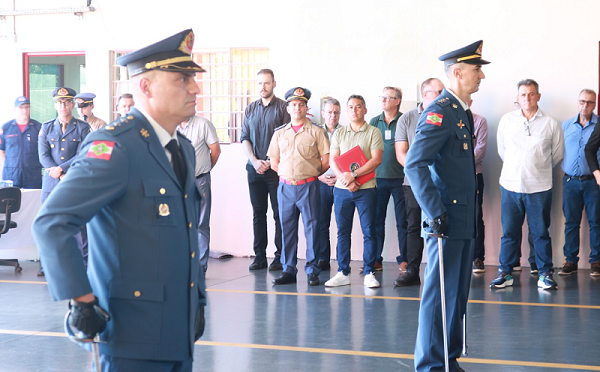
[351,171,358,178]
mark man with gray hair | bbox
[316,96,342,271]
[394,78,445,286]
[368,86,407,274]
[491,79,564,290]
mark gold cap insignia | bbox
[58,88,68,96]
[294,88,304,97]
[179,31,194,54]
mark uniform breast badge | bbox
[158,203,170,216]
[463,143,468,150]
[457,121,465,129]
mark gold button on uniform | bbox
[184,194,188,199]
[160,188,166,195]
[60,157,65,160]
[61,148,64,151]
[134,291,141,297]
[62,139,66,142]
[191,252,195,258]
[190,282,194,288]
[189,222,192,228]
[453,200,457,203]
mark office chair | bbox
[0,187,22,272]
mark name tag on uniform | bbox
[385,130,391,140]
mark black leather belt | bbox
[565,174,593,181]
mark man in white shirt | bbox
[491,79,564,290]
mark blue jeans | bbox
[499,187,553,275]
[333,187,377,275]
[562,175,600,263]
[195,173,211,272]
[317,181,335,262]
[374,178,407,264]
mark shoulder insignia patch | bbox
[436,97,450,107]
[426,113,443,126]
[87,141,115,161]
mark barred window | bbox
[110,48,269,143]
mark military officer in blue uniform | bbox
[0,96,43,188]
[32,29,207,372]
[39,87,91,202]
[404,40,489,372]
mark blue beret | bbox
[116,29,206,77]
[52,87,77,100]
[438,40,490,66]
[14,96,30,107]
[285,87,311,102]
[74,93,96,107]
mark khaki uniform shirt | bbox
[267,119,330,181]
[87,115,108,132]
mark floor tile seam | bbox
[194,340,600,371]
[206,289,600,309]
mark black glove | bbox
[194,305,205,341]
[69,297,110,339]
[423,212,449,237]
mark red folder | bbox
[335,145,375,184]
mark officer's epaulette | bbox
[42,119,54,126]
[435,97,451,107]
[101,115,135,136]
[310,121,321,128]
[274,123,287,131]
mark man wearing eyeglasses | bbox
[563,89,600,277]
[37,87,91,276]
[316,96,342,271]
[492,79,564,290]
[394,78,445,286]
[368,87,407,274]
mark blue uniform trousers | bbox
[562,175,600,263]
[333,187,377,275]
[317,181,335,262]
[97,355,192,372]
[374,178,407,265]
[414,237,473,372]
[195,173,212,272]
[278,180,320,275]
[499,187,553,275]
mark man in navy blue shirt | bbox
[0,96,42,188]
[560,89,600,277]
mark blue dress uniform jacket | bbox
[0,119,43,188]
[32,108,206,362]
[38,117,91,194]
[404,90,477,372]
[404,91,477,239]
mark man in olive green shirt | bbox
[325,95,384,289]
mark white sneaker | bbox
[325,272,351,287]
[364,272,380,288]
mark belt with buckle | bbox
[279,176,318,185]
[565,174,593,181]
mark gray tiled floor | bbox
[1,258,599,371]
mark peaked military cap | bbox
[14,96,30,107]
[285,87,311,102]
[74,92,96,108]
[116,29,206,77]
[52,87,77,100]
[438,40,490,66]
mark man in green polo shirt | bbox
[368,87,407,276]
[325,95,384,288]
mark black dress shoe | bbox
[268,256,283,271]
[37,267,45,277]
[317,260,331,271]
[307,273,320,286]
[272,272,297,285]
[249,258,267,271]
[394,268,421,287]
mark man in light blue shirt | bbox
[559,89,600,276]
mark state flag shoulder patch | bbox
[426,113,443,126]
[87,140,115,161]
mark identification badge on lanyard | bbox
[385,130,391,140]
